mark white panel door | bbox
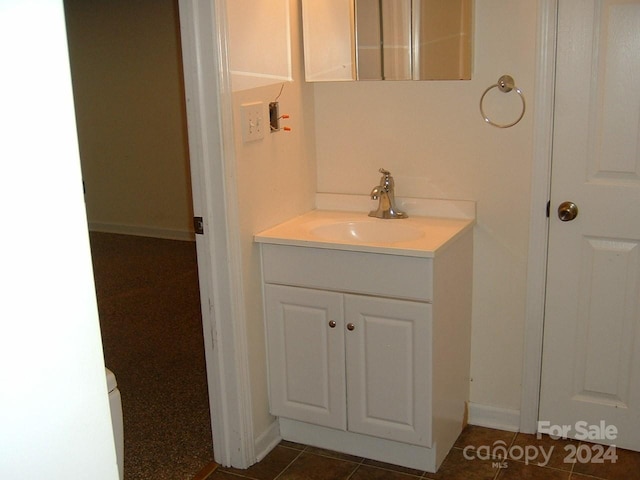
[540,0,640,450]
[345,294,432,446]
[265,285,347,430]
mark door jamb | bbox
[178,0,256,468]
[520,0,558,434]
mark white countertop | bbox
[254,209,474,258]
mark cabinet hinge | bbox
[193,216,204,235]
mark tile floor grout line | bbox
[567,440,611,480]
[351,461,423,480]
[343,458,363,480]
[193,461,219,480]
[209,470,256,480]
[567,441,577,478]
[568,472,608,480]
[500,428,520,478]
[272,447,306,480]
[492,451,503,480]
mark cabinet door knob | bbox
[347,323,355,331]
[328,320,336,328]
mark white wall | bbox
[230,0,317,440]
[0,1,118,478]
[65,0,194,240]
[227,0,293,90]
[313,0,539,415]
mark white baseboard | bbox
[253,420,281,463]
[468,403,520,432]
[88,221,195,241]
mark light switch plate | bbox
[241,102,264,142]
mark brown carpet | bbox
[89,232,214,480]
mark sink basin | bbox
[310,221,424,243]
[255,209,476,257]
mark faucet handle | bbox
[378,168,393,188]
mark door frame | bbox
[520,0,558,434]
[178,0,256,468]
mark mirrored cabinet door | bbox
[302,0,473,82]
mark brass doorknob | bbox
[328,320,336,328]
[558,201,578,222]
[347,323,355,331]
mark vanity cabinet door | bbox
[344,295,432,447]
[264,284,347,430]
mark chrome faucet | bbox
[368,168,408,219]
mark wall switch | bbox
[241,102,264,142]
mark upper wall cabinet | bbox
[226,0,292,91]
[301,0,473,82]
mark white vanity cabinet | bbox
[265,284,432,446]
[257,216,473,473]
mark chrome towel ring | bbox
[480,75,526,128]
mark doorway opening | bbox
[63,0,215,477]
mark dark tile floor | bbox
[200,426,640,480]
